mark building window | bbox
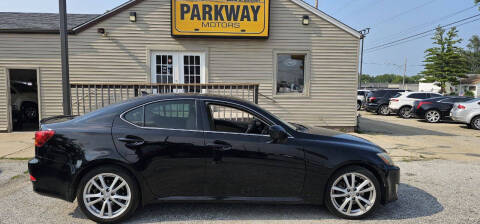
[275,51,309,96]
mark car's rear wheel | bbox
[357,101,361,111]
[377,105,390,116]
[325,166,381,219]
[425,110,441,123]
[77,166,139,223]
[399,106,413,119]
[471,116,480,130]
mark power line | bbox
[365,16,480,54]
[372,0,440,28]
[366,13,480,52]
[370,5,478,44]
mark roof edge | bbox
[0,29,74,34]
[71,0,145,33]
[290,0,362,39]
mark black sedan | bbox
[414,96,473,123]
[29,94,399,223]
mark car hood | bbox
[297,125,385,153]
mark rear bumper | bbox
[383,166,400,204]
[28,157,75,202]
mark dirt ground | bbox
[353,111,480,162]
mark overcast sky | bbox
[1,0,479,76]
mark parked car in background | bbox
[388,92,443,119]
[366,89,408,115]
[357,90,370,110]
[29,94,399,222]
[451,98,480,130]
[413,96,473,123]
[11,83,38,121]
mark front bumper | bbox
[28,157,74,202]
[383,165,400,203]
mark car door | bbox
[112,99,207,197]
[200,101,305,199]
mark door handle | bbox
[207,140,232,151]
[118,137,145,147]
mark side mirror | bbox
[269,125,288,143]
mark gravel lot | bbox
[0,159,479,224]
[355,111,480,162]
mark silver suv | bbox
[451,98,480,130]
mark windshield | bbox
[259,109,298,131]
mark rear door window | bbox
[144,100,197,130]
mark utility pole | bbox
[359,28,370,89]
[403,57,407,90]
[59,0,71,115]
[315,0,318,9]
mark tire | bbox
[357,101,361,111]
[399,106,413,119]
[377,105,390,116]
[325,166,381,219]
[425,110,441,123]
[77,166,140,223]
[471,116,480,130]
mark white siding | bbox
[0,0,360,131]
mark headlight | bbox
[377,152,394,166]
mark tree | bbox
[421,26,469,93]
[463,35,480,73]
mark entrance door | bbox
[8,69,39,131]
[151,52,205,92]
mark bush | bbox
[465,91,475,97]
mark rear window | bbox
[370,90,387,97]
[124,107,144,126]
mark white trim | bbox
[150,51,206,85]
[290,0,362,39]
[72,0,360,39]
[272,49,311,97]
[5,67,41,132]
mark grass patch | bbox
[10,174,24,180]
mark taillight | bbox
[458,104,466,110]
[417,101,432,109]
[35,130,55,147]
[369,97,377,102]
[391,98,399,102]
[30,174,37,182]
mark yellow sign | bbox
[172,0,270,37]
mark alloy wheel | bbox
[330,172,376,217]
[400,107,412,118]
[83,173,131,220]
[426,110,440,123]
[474,118,480,130]
[379,105,389,115]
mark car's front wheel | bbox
[325,166,381,219]
[77,166,139,223]
[471,116,480,130]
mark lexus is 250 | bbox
[29,94,399,223]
